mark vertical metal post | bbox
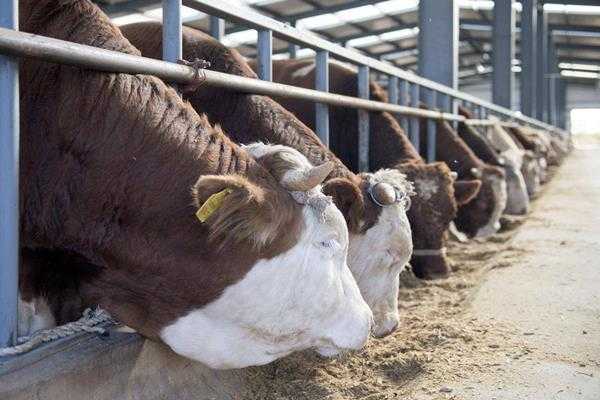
[418,0,458,89]
[288,21,299,58]
[357,66,370,172]
[162,0,182,63]
[425,90,437,163]
[315,50,329,147]
[399,79,409,133]
[492,0,515,109]
[520,0,537,117]
[548,38,557,126]
[388,76,399,105]
[257,29,272,81]
[409,83,420,151]
[478,105,486,119]
[210,16,224,41]
[0,0,19,348]
[536,6,547,122]
[558,79,566,129]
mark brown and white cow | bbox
[238,58,481,279]
[418,118,507,238]
[482,121,542,197]
[121,22,413,337]
[17,0,373,369]
[458,107,530,214]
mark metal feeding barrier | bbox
[0,0,567,349]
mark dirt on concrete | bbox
[238,139,600,400]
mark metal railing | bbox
[0,0,568,349]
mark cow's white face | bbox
[522,156,541,196]
[502,163,530,215]
[475,171,508,238]
[162,147,372,370]
[349,170,413,338]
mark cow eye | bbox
[319,238,339,249]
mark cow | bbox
[458,107,530,214]
[238,57,482,280]
[16,0,373,369]
[122,22,414,336]
[483,122,542,197]
[418,118,508,238]
[506,126,550,183]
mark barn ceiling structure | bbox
[95,0,600,123]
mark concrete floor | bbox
[452,143,600,399]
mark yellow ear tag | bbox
[195,188,233,223]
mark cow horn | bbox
[281,161,334,191]
[371,182,397,206]
[470,167,482,178]
[450,171,458,180]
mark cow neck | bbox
[421,119,483,177]
[457,122,503,165]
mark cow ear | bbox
[322,178,364,232]
[192,175,290,251]
[454,179,482,205]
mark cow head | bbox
[498,151,530,215]
[245,143,411,339]
[160,145,372,369]
[323,170,414,338]
[522,150,541,197]
[397,161,480,280]
[455,165,507,238]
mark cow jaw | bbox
[160,197,372,369]
[475,173,508,238]
[347,205,412,338]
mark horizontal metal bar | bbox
[0,28,467,122]
[181,0,564,135]
[464,119,498,127]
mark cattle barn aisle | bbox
[446,140,600,399]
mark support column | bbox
[418,0,458,89]
[210,16,224,41]
[162,0,182,63]
[0,0,19,348]
[520,0,537,117]
[492,0,515,109]
[548,38,558,126]
[536,6,547,122]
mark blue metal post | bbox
[426,90,437,163]
[536,6,547,122]
[288,21,299,58]
[210,16,224,41]
[409,83,420,151]
[520,0,537,117]
[399,79,409,133]
[357,66,370,172]
[418,0,458,89]
[162,0,182,63]
[257,29,272,81]
[388,76,399,105]
[0,0,19,348]
[315,50,329,147]
[548,38,557,126]
[492,0,515,109]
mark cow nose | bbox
[372,320,399,338]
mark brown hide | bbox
[457,106,506,166]
[19,0,302,338]
[244,58,471,279]
[121,22,384,235]
[419,118,505,237]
